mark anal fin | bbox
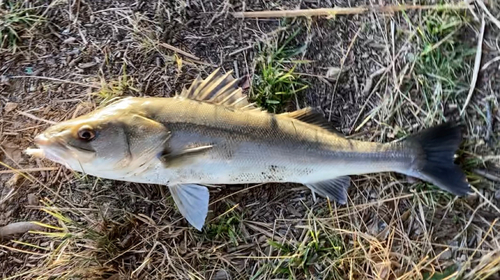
[305,176,350,204]
[169,184,209,231]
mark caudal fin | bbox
[402,122,470,196]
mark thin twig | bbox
[328,26,362,122]
[9,75,100,89]
[232,4,470,18]
[0,167,58,174]
[481,56,500,71]
[476,0,500,30]
[485,100,492,141]
[473,169,500,183]
[461,15,485,116]
[16,111,57,125]
[472,186,500,214]
[158,42,200,60]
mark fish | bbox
[25,68,471,230]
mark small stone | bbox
[4,102,18,113]
[458,254,467,262]
[494,190,500,200]
[0,75,10,86]
[6,174,21,187]
[78,62,98,69]
[326,67,341,79]
[27,194,38,205]
[406,52,415,62]
[212,270,230,280]
[438,249,452,260]
[63,37,76,44]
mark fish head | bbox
[27,98,171,178]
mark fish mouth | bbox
[25,148,46,158]
[26,132,97,170]
[26,134,73,165]
[25,146,67,165]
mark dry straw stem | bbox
[476,0,500,30]
[158,42,200,60]
[232,3,471,18]
[460,14,485,116]
[9,75,100,89]
[0,167,58,174]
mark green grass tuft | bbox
[251,24,309,113]
[91,64,139,107]
[6,200,118,279]
[0,1,43,52]
[412,10,475,124]
[267,228,344,279]
[204,203,244,246]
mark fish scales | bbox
[133,97,411,185]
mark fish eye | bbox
[77,125,96,141]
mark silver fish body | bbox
[27,69,471,230]
[117,97,408,185]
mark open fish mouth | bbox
[25,147,67,166]
[24,148,46,159]
[25,134,73,167]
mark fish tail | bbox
[401,122,470,196]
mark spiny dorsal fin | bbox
[177,68,261,111]
[280,107,344,136]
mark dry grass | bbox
[1,0,500,279]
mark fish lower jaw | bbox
[25,148,72,169]
[24,148,45,158]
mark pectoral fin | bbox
[305,176,351,204]
[160,145,213,168]
[168,184,209,231]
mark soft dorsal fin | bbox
[176,68,261,111]
[280,107,344,136]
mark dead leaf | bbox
[2,144,23,163]
[78,62,98,69]
[213,270,230,280]
[0,221,43,238]
[6,174,22,188]
[374,261,391,280]
[27,193,38,205]
[326,67,341,79]
[63,37,76,44]
[4,102,18,113]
